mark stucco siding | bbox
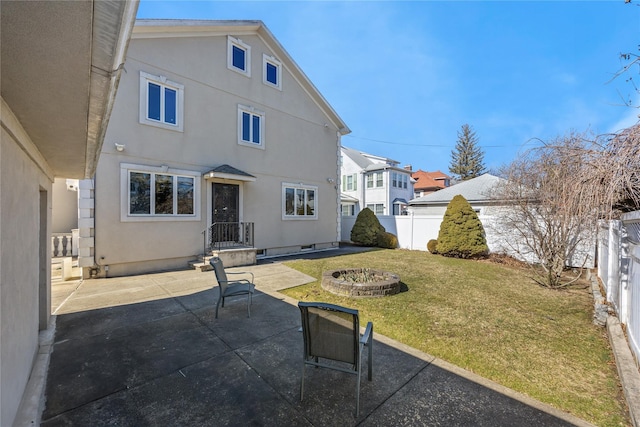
[92,27,342,275]
[52,178,78,233]
[1,118,51,427]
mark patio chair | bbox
[210,257,255,318]
[298,301,373,416]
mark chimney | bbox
[404,164,412,171]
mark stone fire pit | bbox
[321,268,401,298]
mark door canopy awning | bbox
[205,164,256,182]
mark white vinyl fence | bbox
[598,211,640,365]
[340,213,595,268]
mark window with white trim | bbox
[342,174,357,191]
[366,172,384,188]
[238,105,264,148]
[263,54,282,90]
[139,72,184,132]
[341,204,355,216]
[283,183,317,219]
[366,203,384,215]
[227,36,251,76]
[392,172,409,189]
[120,164,200,222]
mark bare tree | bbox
[491,128,640,288]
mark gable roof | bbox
[410,173,505,205]
[133,20,350,136]
[341,146,408,173]
[205,164,256,182]
[412,170,450,191]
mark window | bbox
[366,203,384,215]
[227,36,251,76]
[283,183,317,219]
[366,172,384,188]
[376,172,383,187]
[392,201,407,216]
[392,173,409,189]
[121,164,200,222]
[238,105,264,148]
[263,54,282,90]
[139,72,184,131]
[341,204,355,216]
[342,174,357,191]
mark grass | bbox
[279,249,630,427]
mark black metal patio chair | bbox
[298,301,373,416]
[210,257,255,318]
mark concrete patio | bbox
[39,258,595,426]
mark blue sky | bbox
[137,1,639,174]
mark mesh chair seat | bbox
[298,302,373,416]
[210,257,255,318]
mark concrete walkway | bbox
[39,261,595,426]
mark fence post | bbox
[619,222,631,325]
[607,221,621,314]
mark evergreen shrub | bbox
[436,195,489,259]
[377,231,398,249]
[351,208,385,246]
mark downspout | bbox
[336,131,342,243]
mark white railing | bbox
[598,211,640,366]
[51,229,78,257]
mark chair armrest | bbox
[360,321,373,346]
[225,271,255,282]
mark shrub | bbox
[427,239,438,254]
[351,208,385,246]
[436,194,489,259]
[377,231,398,249]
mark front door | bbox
[212,183,239,243]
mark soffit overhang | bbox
[1,0,138,179]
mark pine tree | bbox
[449,124,486,181]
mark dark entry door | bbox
[212,183,239,243]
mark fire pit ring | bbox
[321,268,401,298]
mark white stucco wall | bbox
[52,178,78,233]
[1,100,52,427]
[92,30,343,276]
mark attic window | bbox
[263,54,282,90]
[228,36,251,77]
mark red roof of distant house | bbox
[412,170,450,192]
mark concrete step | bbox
[188,255,214,272]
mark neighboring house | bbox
[78,20,350,278]
[340,146,414,217]
[0,2,137,425]
[411,169,450,198]
[408,173,505,215]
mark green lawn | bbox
[280,249,629,427]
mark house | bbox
[77,20,350,278]
[0,1,137,425]
[411,169,451,198]
[408,173,505,215]
[340,146,414,217]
